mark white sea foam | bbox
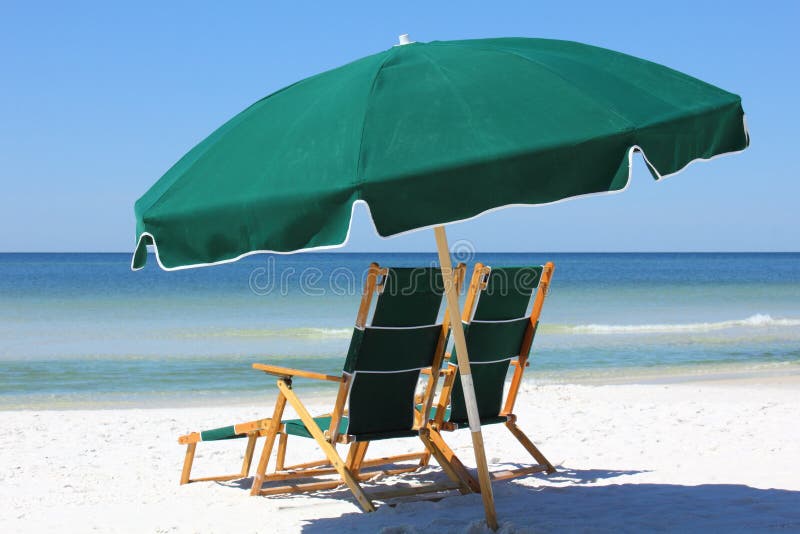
[565,314,800,335]
[191,327,352,339]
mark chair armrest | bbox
[252,363,343,382]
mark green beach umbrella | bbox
[133,36,748,528]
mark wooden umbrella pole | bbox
[434,225,498,531]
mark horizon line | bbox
[1,251,798,255]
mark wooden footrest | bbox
[188,473,246,483]
[257,479,344,496]
[368,480,462,501]
[491,464,549,481]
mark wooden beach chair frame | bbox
[178,262,471,510]
[420,261,557,487]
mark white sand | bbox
[2,379,799,533]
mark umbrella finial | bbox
[397,34,413,46]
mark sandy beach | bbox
[2,377,798,533]
[3,0,798,531]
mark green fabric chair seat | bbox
[422,405,508,428]
[283,415,418,442]
[199,425,247,442]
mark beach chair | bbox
[178,263,471,511]
[422,262,556,487]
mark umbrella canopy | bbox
[133,37,747,270]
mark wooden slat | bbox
[261,463,421,486]
[359,452,426,468]
[250,388,288,496]
[349,442,369,474]
[462,263,489,322]
[240,433,258,477]
[178,432,201,445]
[233,418,271,434]
[358,465,420,478]
[368,480,462,501]
[433,365,456,429]
[502,362,526,418]
[263,452,427,484]
[355,263,382,328]
[275,432,288,471]
[252,363,343,382]
[328,373,351,444]
[280,458,331,471]
[264,466,340,481]
[490,464,549,481]
[180,442,196,485]
[258,479,344,496]
[188,473,247,483]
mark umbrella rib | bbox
[355,50,398,189]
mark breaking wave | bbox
[564,314,800,335]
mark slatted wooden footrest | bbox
[258,479,344,496]
[368,480,462,501]
[358,465,421,479]
[359,451,426,468]
[280,451,425,474]
[256,465,424,496]
[187,473,247,483]
[264,453,425,485]
[490,464,549,481]
[280,458,331,471]
[265,466,340,482]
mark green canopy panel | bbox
[133,37,748,271]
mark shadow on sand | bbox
[282,467,800,533]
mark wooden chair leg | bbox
[505,419,555,474]
[277,380,375,512]
[418,449,432,467]
[345,442,359,465]
[350,442,369,475]
[427,428,480,492]
[419,428,472,494]
[180,443,197,485]
[240,433,258,477]
[250,393,288,496]
[275,432,288,471]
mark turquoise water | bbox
[1,253,799,408]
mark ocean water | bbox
[1,252,799,409]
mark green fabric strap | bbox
[199,425,241,442]
[344,324,442,373]
[449,360,512,423]
[461,317,530,363]
[283,415,418,442]
[473,266,542,320]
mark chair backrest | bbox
[447,263,553,423]
[342,265,448,439]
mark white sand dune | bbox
[2,379,799,532]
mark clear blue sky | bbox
[1,1,798,253]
